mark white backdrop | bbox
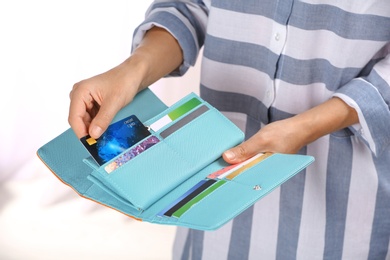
[0,1,200,259]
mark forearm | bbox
[223,97,359,163]
[123,26,183,92]
[292,97,359,146]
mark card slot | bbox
[101,135,163,176]
[152,178,228,220]
[149,102,205,136]
[162,107,244,168]
[159,105,209,139]
[143,158,228,221]
[82,156,100,171]
[102,135,161,174]
[158,179,218,217]
[172,154,314,230]
[201,154,271,181]
[171,179,227,218]
[90,140,195,210]
[156,152,270,219]
[81,134,160,173]
[227,153,314,189]
[174,180,260,230]
[220,153,273,181]
[80,114,151,166]
[144,94,204,132]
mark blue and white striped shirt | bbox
[133,1,390,259]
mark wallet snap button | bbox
[253,185,262,191]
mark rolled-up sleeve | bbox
[132,1,209,76]
[333,53,390,156]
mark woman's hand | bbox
[68,27,183,139]
[223,97,359,164]
[68,57,146,139]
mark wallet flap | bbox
[141,153,314,230]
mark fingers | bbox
[88,94,125,139]
[68,84,91,139]
[222,137,260,164]
[68,80,119,139]
[68,82,127,140]
[222,118,308,164]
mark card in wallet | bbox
[37,88,315,231]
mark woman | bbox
[69,1,390,259]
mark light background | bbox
[0,1,200,259]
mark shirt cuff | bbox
[333,93,377,154]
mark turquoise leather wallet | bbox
[37,89,314,230]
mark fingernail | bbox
[224,150,236,161]
[91,125,103,138]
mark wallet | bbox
[37,89,314,231]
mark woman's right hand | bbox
[68,27,183,139]
[68,57,146,139]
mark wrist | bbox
[130,26,183,89]
[292,112,320,147]
[290,97,359,146]
[121,53,150,92]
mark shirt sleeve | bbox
[131,1,209,76]
[333,52,390,156]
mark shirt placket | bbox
[263,0,294,109]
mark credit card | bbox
[80,115,151,166]
[160,105,209,139]
[172,180,227,218]
[157,179,208,217]
[104,136,160,173]
[225,152,272,180]
[150,97,202,132]
[206,163,238,179]
[216,153,269,180]
[163,179,217,217]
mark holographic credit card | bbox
[80,115,151,166]
[104,136,160,173]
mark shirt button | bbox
[275,33,280,41]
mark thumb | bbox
[89,99,124,139]
[222,140,259,164]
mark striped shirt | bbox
[133,1,390,259]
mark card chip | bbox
[86,137,97,145]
